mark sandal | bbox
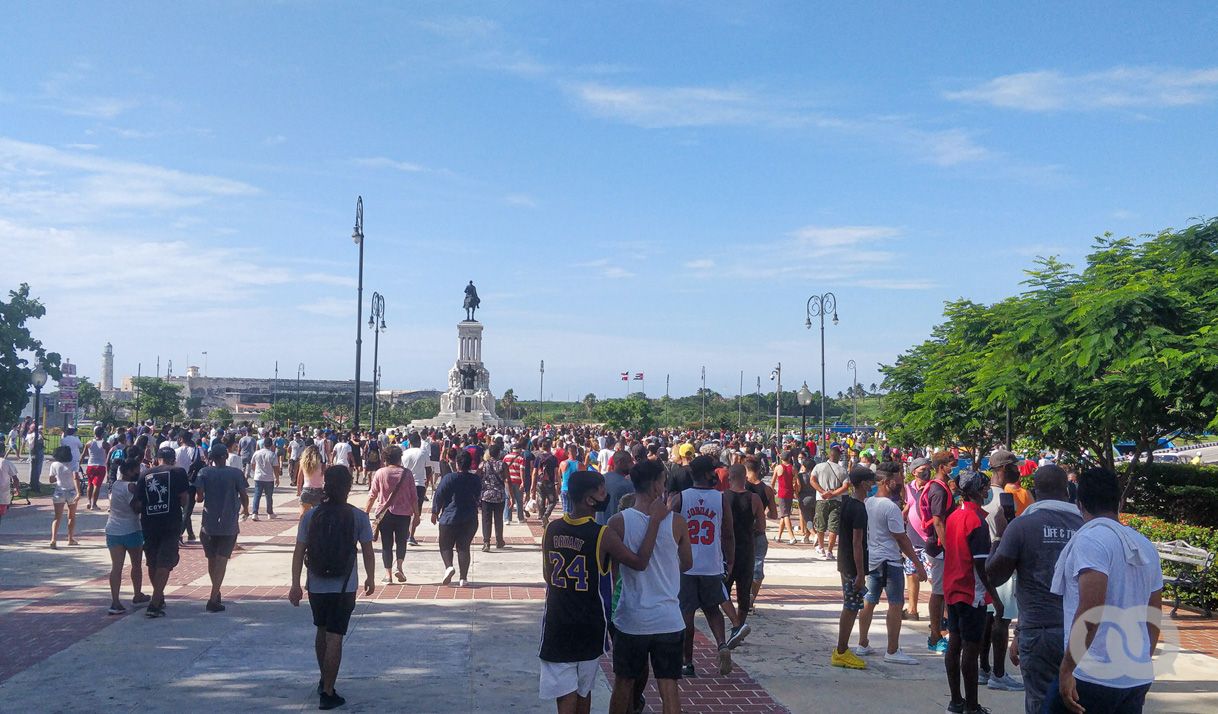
[394,571,407,583]
[49,542,57,549]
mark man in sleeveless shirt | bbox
[539,471,669,713]
[608,461,693,714]
[671,455,741,677]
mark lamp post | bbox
[368,291,386,432]
[846,359,858,432]
[770,363,782,444]
[31,364,48,492]
[202,351,208,377]
[797,382,814,447]
[538,360,545,426]
[351,196,365,433]
[700,366,707,430]
[296,362,305,427]
[805,292,839,448]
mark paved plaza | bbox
[2,461,1216,713]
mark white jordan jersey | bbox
[681,487,724,576]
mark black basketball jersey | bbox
[539,514,612,662]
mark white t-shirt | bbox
[175,444,199,472]
[864,495,905,571]
[401,446,430,484]
[226,453,243,470]
[598,448,615,473]
[333,441,352,466]
[86,439,108,466]
[61,435,83,470]
[1056,521,1163,689]
[252,448,278,482]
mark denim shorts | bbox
[106,531,144,549]
[864,562,905,606]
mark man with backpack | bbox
[289,465,376,711]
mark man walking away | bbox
[1043,468,1162,714]
[608,460,693,714]
[942,472,1003,714]
[672,455,740,676]
[251,437,281,520]
[988,464,1082,714]
[134,447,191,618]
[289,465,376,710]
[831,466,874,670]
[196,444,249,612]
[811,446,848,559]
[401,431,433,547]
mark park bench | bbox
[1154,540,1214,618]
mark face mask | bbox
[591,495,610,512]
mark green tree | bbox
[500,388,516,420]
[76,377,100,416]
[208,407,234,424]
[582,393,598,417]
[594,397,655,431]
[131,377,183,423]
[0,284,62,427]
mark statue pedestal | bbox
[412,320,506,429]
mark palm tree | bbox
[500,388,516,420]
[582,393,598,418]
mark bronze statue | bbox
[463,281,481,321]
[458,364,478,390]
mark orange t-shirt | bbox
[1004,483,1032,516]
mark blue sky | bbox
[2,2,1217,401]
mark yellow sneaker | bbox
[830,648,867,670]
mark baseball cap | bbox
[958,471,991,498]
[909,457,931,472]
[677,443,696,459]
[989,449,1017,469]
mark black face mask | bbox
[591,495,610,512]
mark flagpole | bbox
[665,374,670,428]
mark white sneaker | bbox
[883,649,919,665]
[788,538,798,545]
[852,645,875,657]
[441,566,456,586]
[458,579,468,588]
[268,513,277,520]
[251,514,260,521]
[987,673,1025,691]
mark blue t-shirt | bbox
[297,504,373,593]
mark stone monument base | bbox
[410,319,509,430]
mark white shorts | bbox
[539,658,599,700]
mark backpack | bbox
[305,502,357,583]
[185,447,204,486]
[917,479,954,549]
[109,446,126,465]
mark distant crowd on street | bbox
[1,417,1164,714]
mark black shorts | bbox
[947,602,987,643]
[612,630,684,680]
[200,532,237,559]
[143,529,180,571]
[679,573,728,613]
[416,485,427,506]
[309,591,357,635]
[798,497,817,523]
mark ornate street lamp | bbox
[805,293,839,447]
[368,292,386,432]
[797,382,814,447]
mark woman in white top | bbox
[48,445,80,548]
[105,458,150,614]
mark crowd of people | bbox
[1,418,1166,713]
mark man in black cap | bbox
[135,447,191,617]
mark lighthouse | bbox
[101,343,114,392]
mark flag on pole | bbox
[633,372,644,380]
[620,372,629,381]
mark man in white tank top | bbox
[670,455,740,677]
[607,460,692,714]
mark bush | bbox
[1123,462,1218,528]
[1121,514,1218,613]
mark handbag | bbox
[370,467,410,540]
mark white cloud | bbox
[263,134,288,146]
[574,258,635,279]
[353,156,429,173]
[503,193,537,208]
[0,137,257,220]
[946,66,1218,112]
[418,16,499,40]
[298,297,356,318]
[789,225,901,249]
[684,259,715,271]
[568,82,806,129]
[33,63,139,119]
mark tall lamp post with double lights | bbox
[351,196,365,433]
[538,360,545,426]
[805,292,839,447]
[368,291,386,432]
[797,382,814,447]
[846,359,858,431]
